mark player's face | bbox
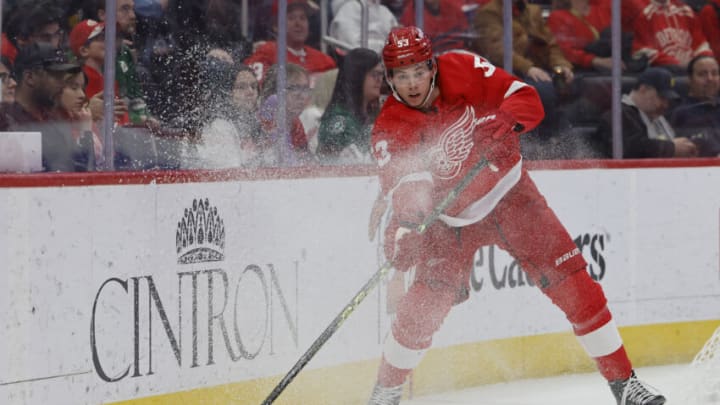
[388,62,434,108]
[689,58,720,100]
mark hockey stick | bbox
[261,157,489,404]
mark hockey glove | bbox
[476,109,523,141]
[384,180,434,272]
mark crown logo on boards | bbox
[176,198,225,264]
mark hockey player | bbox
[367,26,666,405]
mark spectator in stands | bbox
[135,0,169,19]
[69,19,106,100]
[253,0,323,49]
[381,0,406,16]
[471,0,574,143]
[113,0,150,125]
[299,68,339,154]
[204,0,254,61]
[670,55,720,157]
[80,0,152,122]
[258,63,314,166]
[53,70,105,168]
[180,49,234,167]
[699,0,720,60]
[229,66,263,156]
[80,0,105,21]
[549,0,653,73]
[69,19,130,126]
[596,67,698,158]
[626,0,712,72]
[3,0,65,64]
[547,0,614,72]
[329,0,398,54]
[0,43,92,171]
[317,48,382,165]
[0,57,18,103]
[190,60,265,168]
[84,0,150,125]
[399,0,471,54]
[244,0,336,82]
[472,0,574,84]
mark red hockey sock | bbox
[595,346,633,381]
[540,270,633,382]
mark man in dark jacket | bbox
[596,67,698,158]
[670,55,720,157]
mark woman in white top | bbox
[192,55,264,169]
[329,0,399,54]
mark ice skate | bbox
[367,383,403,405]
[609,371,666,405]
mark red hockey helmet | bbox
[382,26,433,70]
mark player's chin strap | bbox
[387,60,438,111]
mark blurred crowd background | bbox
[0,0,719,173]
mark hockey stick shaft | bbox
[261,158,489,404]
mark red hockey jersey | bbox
[244,41,336,82]
[628,0,712,67]
[547,0,611,69]
[699,0,720,60]
[371,51,544,226]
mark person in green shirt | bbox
[317,48,384,164]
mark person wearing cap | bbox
[80,0,148,125]
[244,0,336,82]
[596,67,698,158]
[69,19,106,98]
[670,55,720,157]
[69,19,131,126]
[0,42,93,172]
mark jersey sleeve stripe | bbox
[504,80,529,99]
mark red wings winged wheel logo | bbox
[428,106,492,179]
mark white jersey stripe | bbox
[386,171,434,211]
[504,80,529,99]
[439,158,522,227]
[576,319,623,358]
[383,331,428,370]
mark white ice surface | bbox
[404,363,698,404]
